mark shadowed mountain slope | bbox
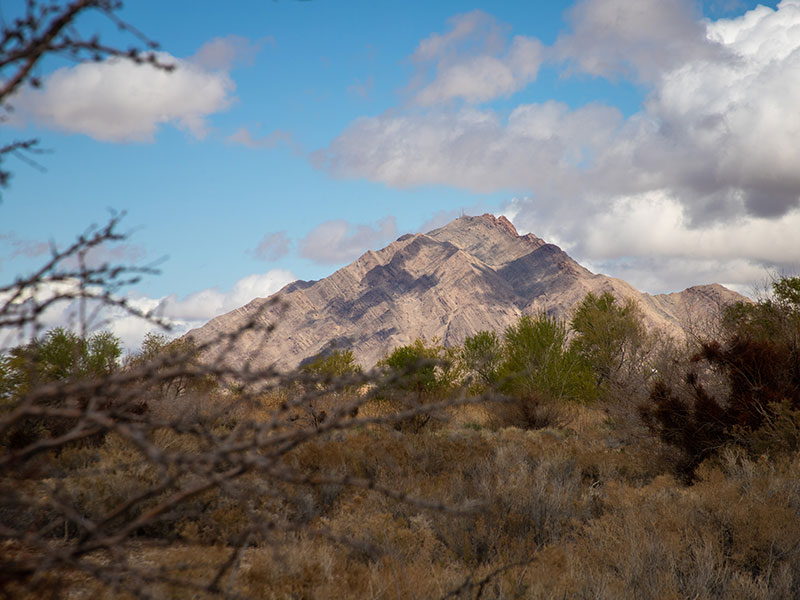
[187,214,745,370]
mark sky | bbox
[2,0,799,349]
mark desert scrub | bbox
[518,451,800,599]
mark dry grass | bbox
[7,390,800,599]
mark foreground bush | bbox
[640,276,800,479]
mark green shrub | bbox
[301,348,361,382]
[1,328,126,450]
[460,330,502,390]
[570,291,653,397]
[1,328,121,396]
[499,313,594,403]
[377,338,462,432]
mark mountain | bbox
[186,214,745,370]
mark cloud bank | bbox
[0,269,297,353]
[318,0,800,293]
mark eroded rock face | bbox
[186,214,745,371]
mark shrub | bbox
[499,313,594,403]
[301,348,361,383]
[489,390,571,431]
[460,330,502,390]
[640,276,800,479]
[570,291,653,398]
[125,332,217,400]
[0,328,128,450]
[377,338,462,432]
[2,328,122,396]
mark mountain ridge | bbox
[187,214,745,370]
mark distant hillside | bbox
[187,214,745,370]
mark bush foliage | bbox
[640,276,800,479]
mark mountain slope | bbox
[187,214,745,370]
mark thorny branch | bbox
[0,216,506,599]
[0,4,518,596]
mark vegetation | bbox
[640,275,800,480]
[460,330,502,390]
[4,3,800,598]
[3,220,800,599]
[1,328,122,394]
[301,348,362,382]
[570,291,654,397]
[375,338,462,432]
[499,312,593,402]
[1,328,127,450]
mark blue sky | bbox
[3,0,799,347]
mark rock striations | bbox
[187,214,745,370]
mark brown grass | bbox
[7,391,800,599]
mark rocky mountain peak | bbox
[486,213,519,237]
[187,214,746,370]
[426,213,546,269]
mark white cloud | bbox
[156,270,297,323]
[554,0,724,82]
[582,256,772,297]
[0,279,150,350]
[415,36,543,105]
[506,191,800,294]
[412,10,504,63]
[320,2,800,293]
[299,218,398,265]
[410,10,543,105]
[575,194,800,266]
[13,51,234,142]
[320,102,621,193]
[640,0,800,220]
[0,270,297,352]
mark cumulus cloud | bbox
[156,270,296,323]
[554,0,724,82]
[0,270,297,352]
[320,2,800,292]
[413,10,504,62]
[320,101,621,192]
[410,10,543,105]
[116,269,294,347]
[584,256,772,297]
[13,50,235,142]
[507,192,800,294]
[299,217,398,264]
[251,231,291,261]
[0,279,160,351]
